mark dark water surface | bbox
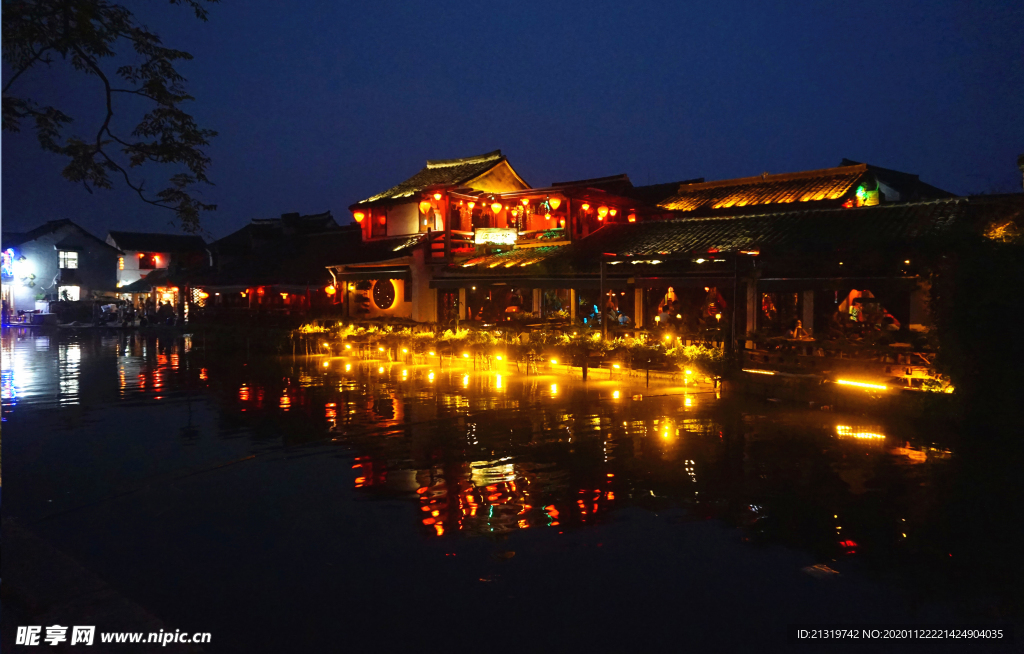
[1,329,1002,652]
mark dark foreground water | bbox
[1,329,1017,652]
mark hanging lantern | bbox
[468,201,475,210]
[352,211,365,223]
[548,197,562,211]
[627,213,637,223]
[325,284,336,295]
[581,203,590,211]
[609,208,617,217]
[559,218,565,227]
[419,200,432,215]
[544,213,551,220]
[597,206,609,220]
[433,192,442,201]
[520,198,529,206]
[378,215,386,225]
[491,202,503,214]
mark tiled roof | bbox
[436,196,1024,280]
[107,231,206,253]
[566,196,1022,264]
[839,159,954,199]
[454,245,566,272]
[659,165,868,213]
[353,150,508,207]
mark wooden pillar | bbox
[570,288,578,322]
[532,288,542,315]
[634,286,644,328]
[745,280,757,338]
[443,196,452,262]
[802,290,814,335]
[565,197,573,242]
[458,288,467,320]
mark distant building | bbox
[2,220,120,313]
[106,231,209,288]
[194,211,349,316]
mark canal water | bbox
[0,329,1003,652]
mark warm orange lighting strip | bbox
[742,368,776,375]
[836,425,886,440]
[835,379,887,391]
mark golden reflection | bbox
[836,425,885,440]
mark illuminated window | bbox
[118,256,124,270]
[58,285,80,301]
[59,251,79,269]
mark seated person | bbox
[790,319,811,339]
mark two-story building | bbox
[106,231,209,287]
[2,220,121,315]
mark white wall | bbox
[387,202,420,236]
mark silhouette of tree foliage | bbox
[3,0,218,232]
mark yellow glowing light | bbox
[684,396,693,407]
[463,353,470,358]
[685,369,693,375]
[462,375,469,387]
[549,197,562,210]
[550,384,558,394]
[495,355,502,361]
[325,284,336,295]
[433,192,442,201]
[545,212,552,220]
[663,335,670,342]
[429,351,436,356]
[496,374,502,389]
[378,347,384,352]
[323,361,329,368]
[613,364,620,369]
[836,425,886,440]
[612,390,620,399]
[419,200,432,214]
[597,206,609,219]
[742,368,776,375]
[904,259,910,264]
[378,367,384,373]
[491,202,503,214]
[353,211,365,223]
[520,198,529,206]
[581,203,590,211]
[402,348,408,353]
[550,359,558,365]
[609,208,617,217]
[345,344,352,350]
[345,364,351,371]
[468,201,475,210]
[835,379,887,391]
[627,213,636,223]
[428,371,435,381]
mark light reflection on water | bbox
[1,328,947,558]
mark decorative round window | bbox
[372,279,396,310]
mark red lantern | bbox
[419,200,432,215]
[325,284,336,295]
[627,213,637,223]
[378,215,387,225]
[353,211,365,223]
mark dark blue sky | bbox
[3,0,1022,240]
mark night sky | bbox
[3,0,1022,240]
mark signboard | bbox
[474,227,517,246]
[1,248,14,279]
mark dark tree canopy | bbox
[2,0,218,233]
